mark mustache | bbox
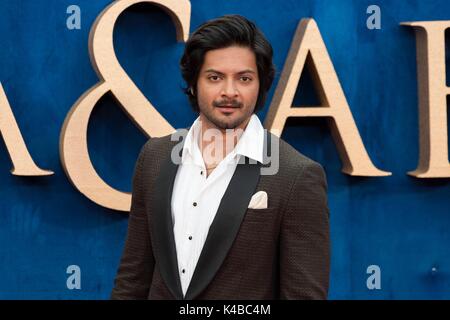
[212,99,242,108]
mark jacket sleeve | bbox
[279,161,330,299]
[110,143,155,299]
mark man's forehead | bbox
[201,46,257,73]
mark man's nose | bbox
[221,79,239,98]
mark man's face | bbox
[196,45,260,130]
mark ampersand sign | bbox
[60,0,191,212]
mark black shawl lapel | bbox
[151,139,184,300]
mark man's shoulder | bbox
[141,129,186,154]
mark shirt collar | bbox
[182,114,265,165]
[233,114,264,163]
[182,117,203,166]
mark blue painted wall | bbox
[0,0,449,299]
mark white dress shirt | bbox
[171,114,265,297]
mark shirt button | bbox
[200,171,203,175]
[188,236,192,240]
[193,202,197,207]
[182,269,186,274]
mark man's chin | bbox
[213,122,235,130]
[214,117,244,130]
[201,110,247,130]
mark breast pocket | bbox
[242,207,278,227]
[239,207,279,248]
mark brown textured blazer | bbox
[111,130,330,300]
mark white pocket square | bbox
[247,191,268,209]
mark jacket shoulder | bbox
[140,129,186,156]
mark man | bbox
[111,14,330,300]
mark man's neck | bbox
[198,115,251,171]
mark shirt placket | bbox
[179,162,205,289]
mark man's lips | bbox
[217,105,239,113]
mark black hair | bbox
[180,14,275,113]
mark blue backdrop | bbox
[0,0,449,299]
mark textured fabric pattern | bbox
[110,132,330,300]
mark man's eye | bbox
[240,76,252,82]
[208,75,221,81]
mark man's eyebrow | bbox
[203,68,257,75]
